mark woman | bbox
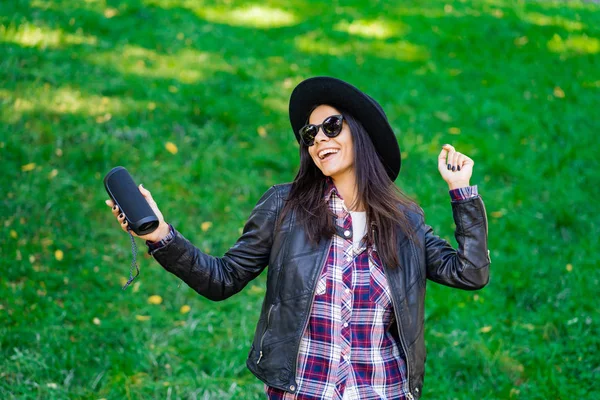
[106,77,490,399]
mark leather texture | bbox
[151,183,491,399]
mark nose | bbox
[313,126,329,144]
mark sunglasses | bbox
[299,115,344,147]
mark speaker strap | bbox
[122,226,140,290]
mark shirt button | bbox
[343,322,349,328]
[346,256,352,262]
[289,385,296,392]
[344,230,351,237]
[345,288,350,294]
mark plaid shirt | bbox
[266,182,477,400]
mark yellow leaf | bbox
[180,305,191,314]
[104,8,118,18]
[566,263,573,272]
[201,221,213,232]
[148,295,163,305]
[21,163,36,172]
[553,87,565,98]
[10,230,17,239]
[257,126,267,138]
[165,142,178,154]
[480,326,492,333]
[514,36,528,47]
[136,315,151,321]
[433,111,452,122]
[48,169,59,179]
[93,317,101,325]
[448,127,461,135]
[55,250,64,261]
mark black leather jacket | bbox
[151,183,491,399]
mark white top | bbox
[349,211,367,248]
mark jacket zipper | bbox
[291,239,332,386]
[256,303,275,364]
[374,227,414,399]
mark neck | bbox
[332,173,363,211]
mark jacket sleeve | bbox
[150,186,281,301]
[421,195,491,290]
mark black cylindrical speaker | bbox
[104,166,159,236]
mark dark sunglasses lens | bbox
[322,116,343,136]
[300,125,317,145]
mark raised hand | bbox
[437,144,474,190]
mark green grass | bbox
[1,0,599,398]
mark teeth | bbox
[318,149,339,159]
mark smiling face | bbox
[307,104,355,183]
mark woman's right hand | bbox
[105,184,171,243]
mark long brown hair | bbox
[278,107,423,269]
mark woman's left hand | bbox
[438,144,474,190]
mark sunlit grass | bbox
[547,33,600,55]
[87,46,234,83]
[198,5,297,29]
[0,21,98,49]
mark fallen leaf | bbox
[180,305,191,314]
[168,85,178,93]
[201,221,212,232]
[136,315,151,321]
[55,250,64,261]
[448,127,461,135]
[104,8,118,18]
[514,36,528,46]
[165,142,178,154]
[480,326,492,333]
[257,126,267,138]
[148,295,163,305]
[566,263,573,272]
[21,163,36,172]
[433,111,452,122]
[10,230,17,239]
[93,317,101,325]
[48,169,59,179]
[553,87,565,98]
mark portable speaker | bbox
[104,166,159,236]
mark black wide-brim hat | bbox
[289,76,401,181]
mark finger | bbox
[139,184,151,197]
[446,146,456,171]
[139,184,158,207]
[121,218,129,232]
[105,199,114,207]
[456,153,465,171]
[118,213,125,222]
[438,147,449,171]
[111,204,120,216]
[451,151,461,172]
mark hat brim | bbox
[289,76,401,181]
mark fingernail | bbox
[119,213,123,218]
[457,165,461,171]
[452,166,456,172]
[113,205,117,211]
[122,220,126,225]
[447,164,451,170]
